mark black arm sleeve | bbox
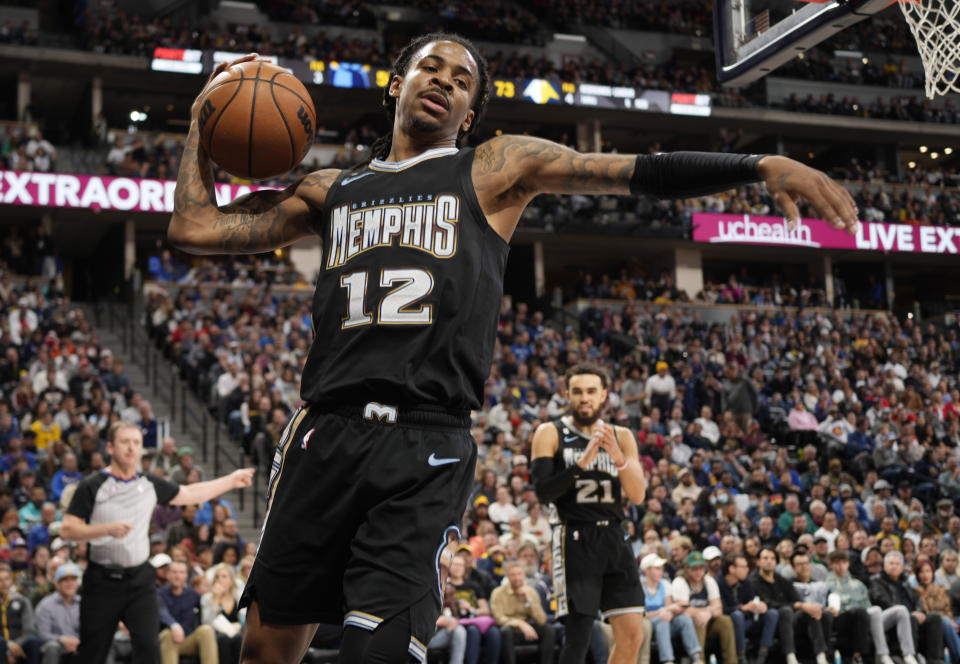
[531,457,581,504]
[629,151,765,199]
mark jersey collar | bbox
[370,147,459,172]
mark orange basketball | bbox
[196,60,316,180]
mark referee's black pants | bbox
[77,562,160,664]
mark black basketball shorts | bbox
[240,403,477,660]
[551,521,644,621]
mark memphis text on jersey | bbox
[326,193,460,269]
[563,447,620,476]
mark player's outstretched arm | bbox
[169,54,339,256]
[473,134,858,239]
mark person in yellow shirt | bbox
[29,410,60,454]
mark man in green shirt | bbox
[825,550,913,664]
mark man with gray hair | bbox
[868,551,942,664]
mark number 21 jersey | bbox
[551,419,623,523]
[301,147,510,411]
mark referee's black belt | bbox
[89,560,150,578]
[317,401,471,429]
[564,519,619,528]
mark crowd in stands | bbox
[0,225,265,661]
[140,245,960,661]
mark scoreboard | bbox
[152,48,711,117]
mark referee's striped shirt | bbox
[67,471,180,568]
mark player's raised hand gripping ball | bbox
[194,55,316,180]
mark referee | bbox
[61,421,254,663]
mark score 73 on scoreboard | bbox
[491,78,711,117]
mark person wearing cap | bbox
[36,561,81,663]
[717,553,777,664]
[671,468,702,507]
[869,551,942,664]
[151,552,173,588]
[935,498,956,535]
[530,362,647,663]
[641,552,701,664]
[509,454,529,483]
[8,536,29,572]
[672,551,736,664]
[645,361,676,415]
[703,546,723,579]
[60,421,253,664]
[170,446,204,486]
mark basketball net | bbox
[896,0,960,98]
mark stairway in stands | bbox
[88,303,264,544]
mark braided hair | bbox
[366,32,490,164]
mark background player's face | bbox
[567,374,607,427]
[390,41,478,144]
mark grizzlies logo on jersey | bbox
[550,419,624,524]
[300,147,510,411]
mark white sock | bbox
[817,652,830,664]
[787,654,800,664]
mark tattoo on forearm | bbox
[474,136,635,200]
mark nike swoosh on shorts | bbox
[428,453,460,466]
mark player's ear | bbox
[461,109,475,134]
[388,75,403,99]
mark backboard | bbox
[713,0,896,87]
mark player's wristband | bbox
[616,459,629,471]
[629,152,765,199]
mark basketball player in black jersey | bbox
[169,31,860,664]
[530,362,646,663]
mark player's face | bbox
[567,374,607,427]
[390,41,478,144]
[107,425,143,476]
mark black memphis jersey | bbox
[551,419,623,523]
[301,147,509,410]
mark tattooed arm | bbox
[168,54,338,256]
[472,134,859,241]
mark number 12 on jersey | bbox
[340,267,435,328]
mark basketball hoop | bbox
[896,0,960,99]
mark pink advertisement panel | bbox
[0,170,272,213]
[692,212,960,255]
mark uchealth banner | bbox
[0,170,270,213]
[692,212,960,255]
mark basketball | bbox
[196,60,316,180]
